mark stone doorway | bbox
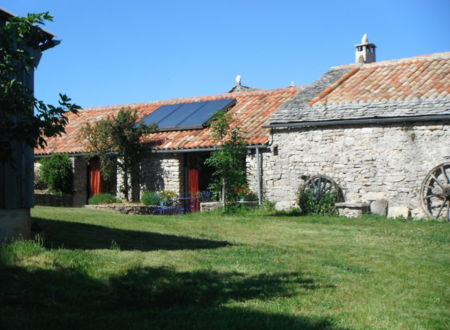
[88,158,104,197]
[184,152,214,211]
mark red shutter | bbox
[89,159,104,196]
[188,168,200,212]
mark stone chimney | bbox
[355,34,376,64]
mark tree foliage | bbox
[0,12,80,161]
[205,112,247,207]
[39,153,73,194]
[81,108,155,201]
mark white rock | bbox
[275,200,296,211]
[388,206,410,219]
[370,199,388,216]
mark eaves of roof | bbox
[0,7,58,50]
[35,86,302,155]
[265,114,450,129]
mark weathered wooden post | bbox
[0,8,59,240]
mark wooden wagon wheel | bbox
[303,175,344,202]
[420,162,450,221]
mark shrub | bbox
[141,191,161,205]
[88,193,121,205]
[39,153,73,194]
[262,200,276,212]
[298,189,337,215]
[160,191,178,203]
[197,190,213,202]
[33,166,47,190]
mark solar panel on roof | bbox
[140,104,181,127]
[177,99,236,128]
[140,98,236,131]
[157,101,208,129]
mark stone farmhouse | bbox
[35,36,450,219]
[36,84,302,209]
[264,38,450,219]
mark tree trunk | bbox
[222,178,226,207]
[122,169,129,202]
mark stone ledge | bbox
[335,202,370,208]
[335,202,370,218]
[85,204,180,215]
[200,201,258,212]
[34,193,73,207]
[200,202,223,212]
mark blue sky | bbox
[3,0,450,109]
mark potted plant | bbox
[197,190,213,203]
[141,191,161,206]
[159,191,178,206]
[236,185,257,202]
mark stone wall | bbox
[65,153,184,204]
[35,153,184,205]
[139,153,184,197]
[85,204,181,215]
[246,153,258,195]
[72,157,88,206]
[264,121,450,218]
[34,193,73,207]
[246,151,266,201]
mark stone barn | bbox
[36,36,449,219]
[264,38,450,219]
[35,83,301,208]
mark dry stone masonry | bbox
[265,50,450,219]
[262,122,450,218]
[32,42,449,221]
[139,153,184,196]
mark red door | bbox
[188,168,200,212]
[89,158,104,196]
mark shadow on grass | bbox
[33,217,231,251]
[268,208,304,217]
[0,262,342,330]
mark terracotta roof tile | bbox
[315,52,450,105]
[270,52,450,125]
[36,87,301,155]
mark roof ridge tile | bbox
[269,51,449,125]
[81,86,303,112]
[331,51,450,70]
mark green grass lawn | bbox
[1,206,449,329]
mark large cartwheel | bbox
[302,175,344,203]
[420,162,450,221]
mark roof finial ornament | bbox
[235,74,242,86]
